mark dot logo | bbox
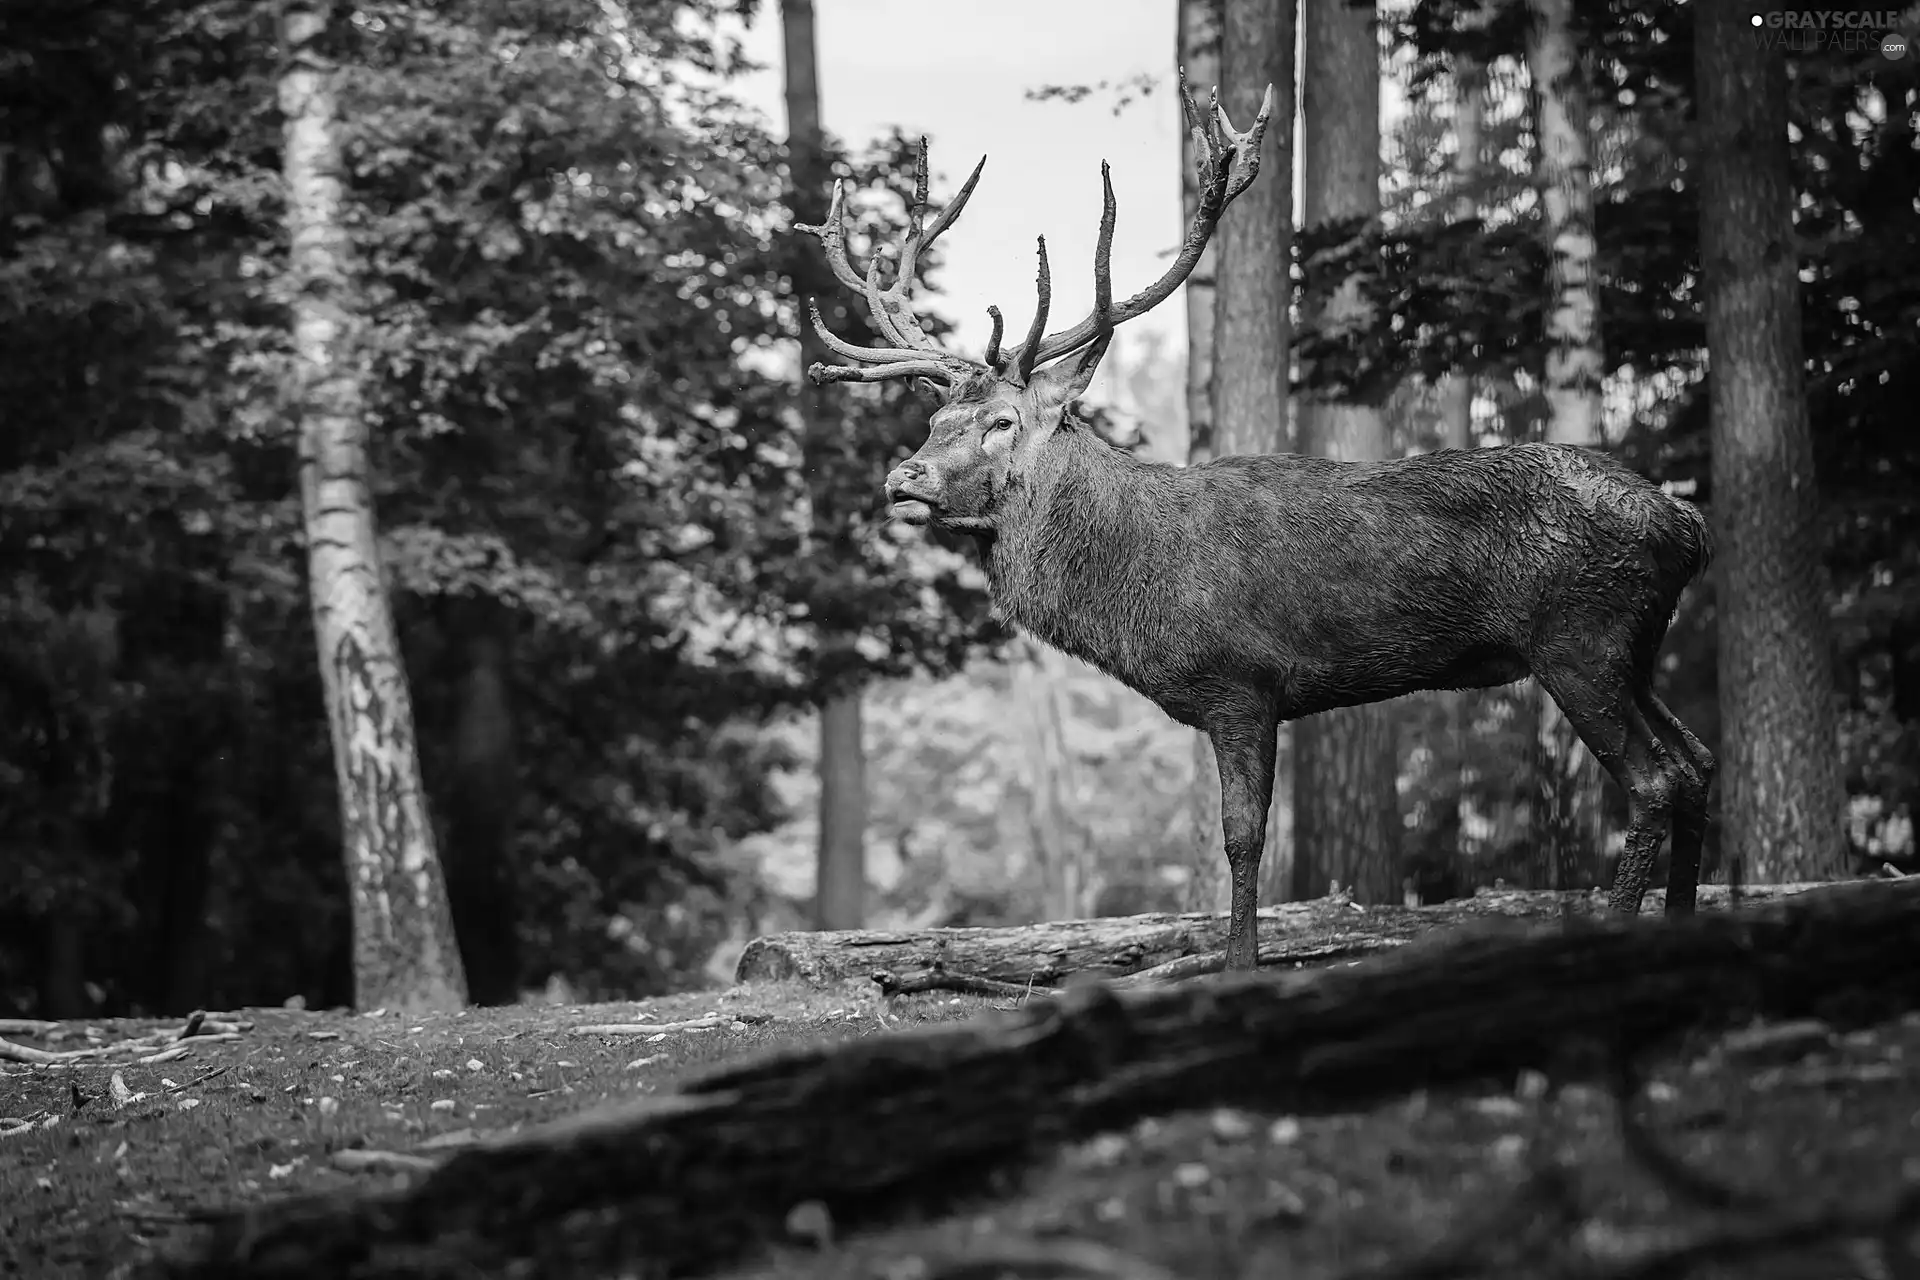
[1885,30,1910,59]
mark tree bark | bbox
[1693,2,1846,883]
[1434,40,1486,896]
[781,0,870,932]
[1437,45,1483,455]
[1526,0,1610,893]
[1016,640,1093,922]
[166,878,1920,1280]
[735,882,1822,987]
[444,597,520,1006]
[1179,0,1223,470]
[1291,0,1399,905]
[813,692,867,929]
[281,0,466,1014]
[1178,0,1231,915]
[1202,0,1298,907]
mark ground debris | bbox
[137,878,1920,1280]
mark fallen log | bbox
[734,883,1833,987]
[147,878,1919,1280]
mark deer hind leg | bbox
[1207,707,1280,973]
[1532,663,1679,915]
[1635,689,1715,916]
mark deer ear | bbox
[1027,336,1112,415]
[915,376,952,405]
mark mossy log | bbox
[735,883,1833,987]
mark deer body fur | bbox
[987,426,1711,733]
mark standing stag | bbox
[798,74,1715,972]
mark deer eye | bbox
[987,415,1016,434]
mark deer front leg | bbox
[1209,711,1280,973]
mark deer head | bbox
[797,71,1275,534]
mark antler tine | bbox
[909,136,930,240]
[913,154,987,257]
[797,140,995,384]
[809,358,959,386]
[1014,236,1053,386]
[794,180,867,294]
[807,300,930,364]
[984,305,1005,368]
[889,150,988,349]
[1177,64,1206,142]
[1093,160,1116,319]
[863,253,917,349]
[1025,75,1276,369]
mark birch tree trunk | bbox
[1290,0,1399,905]
[281,0,466,1013]
[1525,0,1609,893]
[781,0,868,930]
[1178,0,1229,913]
[1192,0,1297,910]
[1693,1,1846,884]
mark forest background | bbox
[1,0,1914,1017]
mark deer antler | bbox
[799,71,1273,389]
[1007,69,1276,374]
[798,139,990,386]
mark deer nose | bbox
[886,459,927,490]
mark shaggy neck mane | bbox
[980,419,1178,659]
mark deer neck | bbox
[981,424,1171,662]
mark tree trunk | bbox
[445,597,520,1006]
[1180,0,1223,469]
[1434,44,1486,897]
[781,0,870,931]
[1290,0,1398,905]
[734,882,1826,987]
[281,0,466,1014]
[814,692,867,929]
[40,916,85,1020]
[1202,0,1297,907]
[1525,0,1611,894]
[1437,35,1484,455]
[1179,0,1228,915]
[1693,2,1846,883]
[176,879,1920,1280]
[1016,640,1092,922]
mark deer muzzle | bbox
[885,461,938,525]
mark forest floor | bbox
[2,973,1918,1280]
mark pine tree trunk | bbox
[445,597,520,1006]
[1525,0,1609,893]
[814,693,868,929]
[1177,0,1230,913]
[1693,2,1846,883]
[281,0,466,1013]
[1438,49,1483,454]
[1180,0,1223,469]
[1290,0,1398,905]
[1435,45,1486,895]
[781,0,869,930]
[1200,0,1297,907]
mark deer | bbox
[795,73,1716,973]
